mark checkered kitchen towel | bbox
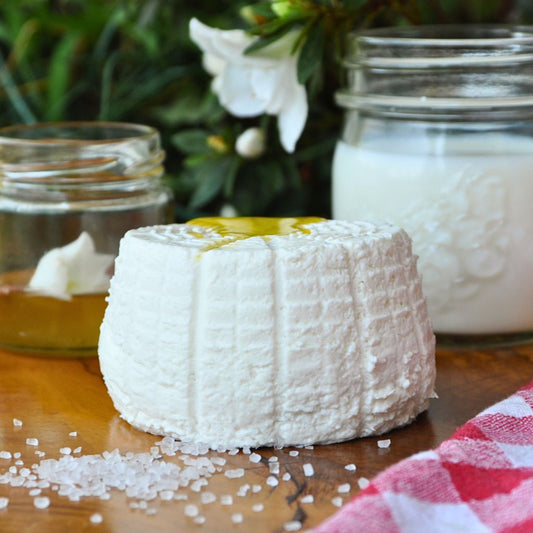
[312,379,533,533]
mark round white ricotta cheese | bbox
[98,218,436,448]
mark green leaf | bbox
[171,129,211,155]
[189,155,239,209]
[45,32,82,121]
[244,22,297,55]
[297,21,325,85]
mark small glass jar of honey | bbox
[0,122,173,355]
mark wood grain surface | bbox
[1,344,532,533]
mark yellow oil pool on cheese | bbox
[187,217,325,251]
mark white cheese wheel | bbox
[98,218,436,448]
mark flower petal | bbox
[277,82,308,153]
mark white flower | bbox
[189,17,308,153]
[28,232,114,300]
[235,127,266,158]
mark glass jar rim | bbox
[0,121,158,147]
[352,24,533,48]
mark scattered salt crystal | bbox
[220,495,233,506]
[146,508,157,515]
[90,513,103,524]
[159,490,174,501]
[228,448,239,456]
[344,464,357,471]
[211,456,226,466]
[269,462,280,475]
[331,497,343,507]
[69,431,77,437]
[252,503,264,512]
[150,446,160,456]
[174,494,188,501]
[13,418,23,427]
[284,520,302,531]
[59,447,71,455]
[282,473,291,481]
[377,439,391,449]
[73,447,82,454]
[33,496,50,509]
[29,488,42,496]
[15,460,24,466]
[237,484,250,497]
[266,476,279,487]
[0,497,8,509]
[301,495,314,504]
[190,479,208,492]
[201,492,216,504]
[358,477,370,490]
[268,456,279,462]
[305,445,314,450]
[289,450,299,457]
[231,513,243,524]
[338,483,351,494]
[184,504,199,517]
[249,452,262,463]
[193,516,206,525]
[100,493,111,501]
[26,438,39,446]
[225,468,245,479]
[13,453,21,459]
[138,501,148,509]
[19,468,31,477]
[0,451,12,460]
[252,484,262,493]
[303,463,314,477]
[8,466,17,474]
[242,447,251,455]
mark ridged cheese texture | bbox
[98,217,436,448]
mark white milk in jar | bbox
[333,25,533,342]
[333,134,533,335]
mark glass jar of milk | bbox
[0,122,173,355]
[333,25,533,345]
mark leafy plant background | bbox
[1,0,532,221]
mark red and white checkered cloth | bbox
[312,379,533,533]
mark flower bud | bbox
[235,128,266,159]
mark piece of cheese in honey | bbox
[98,217,436,448]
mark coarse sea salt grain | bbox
[303,463,314,477]
[220,495,233,506]
[331,496,343,508]
[266,476,279,487]
[344,464,357,471]
[249,452,262,463]
[358,477,370,490]
[0,451,12,460]
[377,439,391,449]
[0,497,9,509]
[201,492,217,504]
[282,472,291,481]
[252,503,264,512]
[13,418,23,427]
[33,496,50,509]
[269,462,280,475]
[338,483,351,494]
[284,520,302,531]
[184,504,199,517]
[69,431,78,437]
[90,513,103,524]
[225,468,245,479]
[231,513,243,524]
[301,495,314,504]
[252,484,262,493]
[26,438,39,446]
[59,447,71,455]
[289,450,299,457]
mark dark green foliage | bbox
[0,0,532,220]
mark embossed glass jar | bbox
[0,122,173,355]
[333,25,533,344]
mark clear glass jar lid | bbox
[336,24,533,119]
